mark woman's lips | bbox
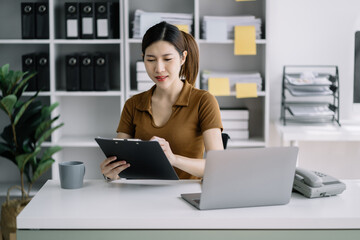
[155,76,167,81]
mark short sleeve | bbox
[117,98,135,136]
[198,92,223,133]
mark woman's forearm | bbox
[173,155,206,178]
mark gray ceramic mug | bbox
[59,161,85,189]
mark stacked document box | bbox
[136,61,154,91]
[201,70,262,92]
[133,9,193,38]
[202,16,262,40]
[221,109,249,140]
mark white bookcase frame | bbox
[0,0,268,184]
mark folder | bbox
[95,2,111,39]
[21,3,36,39]
[80,3,95,39]
[65,2,80,39]
[110,2,120,39]
[234,26,256,55]
[208,78,230,96]
[35,3,49,39]
[66,55,80,91]
[80,54,94,90]
[36,53,50,91]
[22,53,37,91]
[94,53,109,91]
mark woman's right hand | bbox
[100,156,130,180]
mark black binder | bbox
[22,53,37,91]
[95,2,111,39]
[110,2,120,39]
[21,3,36,39]
[36,53,50,91]
[80,3,95,39]
[80,54,94,90]
[66,55,80,91]
[35,2,49,39]
[65,2,79,39]
[94,53,109,91]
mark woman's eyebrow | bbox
[145,53,174,58]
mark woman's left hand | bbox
[150,136,177,165]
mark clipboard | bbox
[95,137,179,180]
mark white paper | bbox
[206,19,227,42]
[140,13,162,37]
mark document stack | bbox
[136,61,154,91]
[202,15,262,40]
[201,70,262,92]
[281,66,340,126]
[285,73,333,96]
[221,109,249,140]
[132,9,193,38]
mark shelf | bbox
[54,91,122,97]
[0,40,50,44]
[197,39,266,44]
[128,39,266,45]
[55,136,99,147]
[54,39,122,44]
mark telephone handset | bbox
[293,168,346,198]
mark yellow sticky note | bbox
[234,26,256,55]
[236,83,258,98]
[208,78,230,96]
[175,24,189,33]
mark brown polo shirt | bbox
[117,81,223,179]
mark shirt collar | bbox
[136,81,192,112]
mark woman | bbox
[100,21,223,180]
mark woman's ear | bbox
[181,50,188,65]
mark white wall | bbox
[268,0,360,178]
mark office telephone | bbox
[293,168,346,198]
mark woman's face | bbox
[144,40,187,90]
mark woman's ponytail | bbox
[180,31,199,86]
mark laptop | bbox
[181,147,299,210]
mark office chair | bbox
[222,133,230,149]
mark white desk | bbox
[276,120,360,146]
[17,179,360,240]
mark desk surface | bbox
[17,179,360,230]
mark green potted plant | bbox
[0,64,63,240]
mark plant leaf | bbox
[14,91,39,126]
[13,71,37,96]
[36,123,64,147]
[0,95,17,117]
[41,102,60,119]
[31,158,54,183]
[41,146,62,161]
[34,116,59,140]
[16,147,40,171]
[1,64,10,77]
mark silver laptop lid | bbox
[199,147,299,210]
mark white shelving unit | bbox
[0,0,268,185]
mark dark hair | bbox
[142,21,199,86]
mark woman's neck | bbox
[153,79,184,104]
